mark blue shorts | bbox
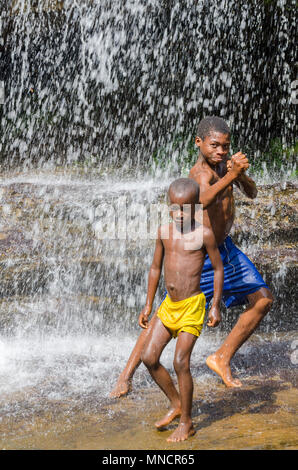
[163,237,268,309]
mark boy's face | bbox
[169,191,197,230]
[195,131,230,166]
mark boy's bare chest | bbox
[211,171,234,203]
[162,236,205,257]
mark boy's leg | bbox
[167,331,198,442]
[110,309,159,398]
[141,318,181,429]
[206,287,274,387]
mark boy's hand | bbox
[138,305,152,329]
[227,152,249,178]
[207,305,221,328]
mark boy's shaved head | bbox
[197,116,230,140]
[168,178,199,202]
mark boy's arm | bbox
[190,152,250,208]
[230,169,257,199]
[203,227,224,327]
[226,157,257,198]
[138,227,164,329]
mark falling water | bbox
[1,0,297,170]
[0,0,297,449]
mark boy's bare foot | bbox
[206,354,242,388]
[166,421,195,442]
[155,406,181,429]
[110,377,132,398]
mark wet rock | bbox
[231,182,298,245]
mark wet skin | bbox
[161,223,205,301]
[163,192,205,302]
[139,189,223,324]
[138,188,223,330]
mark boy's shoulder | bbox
[202,224,216,245]
[189,163,215,184]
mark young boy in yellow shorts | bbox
[139,178,224,442]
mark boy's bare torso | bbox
[189,160,235,245]
[161,223,206,302]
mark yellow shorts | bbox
[157,292,206,338]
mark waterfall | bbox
[0,0,296,170]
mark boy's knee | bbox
[173,355,190,375]
[258,292,274,316]
[249,289,274,317]
[141,350,157,370]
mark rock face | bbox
[0,175,297,333]
[227,182,297,331]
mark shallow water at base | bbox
[0,331,297,450]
